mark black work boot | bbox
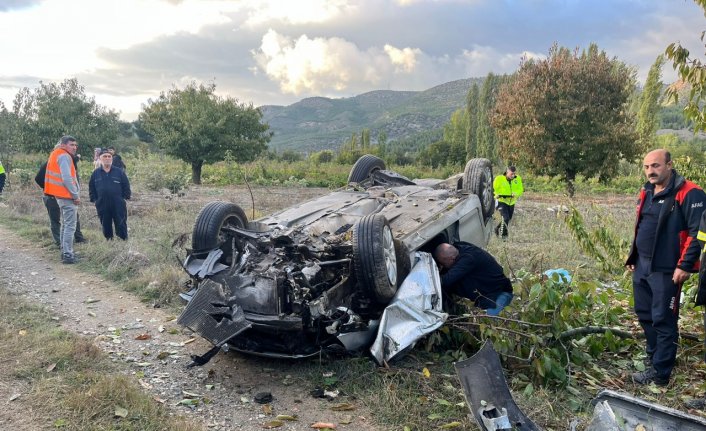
[61,253,78,264]
[631,367,668,386]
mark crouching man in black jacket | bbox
[433,242,513,315]
[89,149,131,240]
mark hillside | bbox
[260,77,483,153]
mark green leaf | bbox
[523,383,534,396]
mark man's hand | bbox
[73,198,81,205]
[626,264,635,272]
[673,267,691,285]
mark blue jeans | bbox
[56,198,77,257]
[485,292,513,316]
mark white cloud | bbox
[253,29,421,94]
[458,46,545,76]
[242,0,353,26]
[384,45,420,72]
[0,0,240,78]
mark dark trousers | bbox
[43,195,84,245]
[96,199,128,240]
[495,202,515,237]
[633,256,681,379]
[0,173,5,194]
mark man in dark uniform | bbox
[35,152,86,245]
[433,242,513,315]
[89,148,131,240]
[626,149,706,386]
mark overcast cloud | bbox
[0,0,703,120]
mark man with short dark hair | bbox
[433,242,513,315]
[107,146,125,171]
[89,148,131,240]
[626,149,706,386]
[44,135,81,264]
[493,166,523,238]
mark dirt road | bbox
[0,225,377,430]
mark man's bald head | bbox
[434,243,459,269]
[643,148,673,189]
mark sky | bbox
[0,0,703,121]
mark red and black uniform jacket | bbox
[626,170,706,273]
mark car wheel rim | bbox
[382,226,397,286]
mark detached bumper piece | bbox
[588,389,706,431]
[455,340,540,431]
[178,279,252,351]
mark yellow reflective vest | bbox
[493,174,524,206]
[0,161,5,175]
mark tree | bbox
[140,82,271,184]
[477,73,506,161]
[443,108,469,165]
[492,44,639,196]
[465,83,480,159]
[377,131,387,157]
[665,0,706,132]
[636,55,665,150]
[361,129,370,150]
[11,79,120,156]
[0,102,15,159]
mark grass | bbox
[2,155,706,430]
[0,288,200,431]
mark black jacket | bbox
[440,242,512,309]
[112,154,126,170]
[626,170,706,273]
[89,167,131,204]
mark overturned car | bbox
[178,155,494,359]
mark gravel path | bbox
[0,224,377,431]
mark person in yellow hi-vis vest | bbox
[492,166,523,238]
[0,159,6,196]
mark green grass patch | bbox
[0,288,199,431]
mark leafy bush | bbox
[144,170,190,194]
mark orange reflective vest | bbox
[44,148,77,199]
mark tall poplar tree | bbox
[636,55,665,150]
[465,83,480,159]
[477,73,504,161]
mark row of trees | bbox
[410,43,671,196]
[414,0,706,196]
[4,0,706,191]
[0,80,272,184]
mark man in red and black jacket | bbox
[626,149,706,386]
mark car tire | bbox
[352,213,398,304]
[463,158,494,221]
[348,154,386,183]
[192,201,248,263]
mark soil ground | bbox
[0,224,378,431]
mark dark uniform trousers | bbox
[495,202,515,237]
[96,197,128,240]
[633,256,680,379]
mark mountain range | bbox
[260,77,483,153]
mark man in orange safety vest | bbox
[44,135,81,264]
